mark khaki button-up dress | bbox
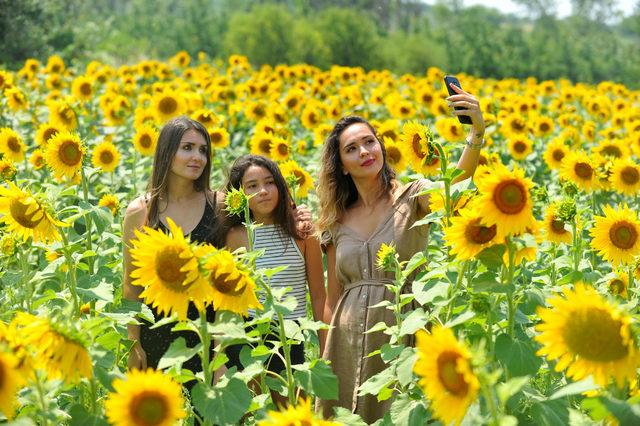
[319,180,430,424]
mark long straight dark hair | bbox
[222,154,301,241]
[145,116,214,228]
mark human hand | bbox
[294,204,315,238]
[128,342,147,370]
[446,83,485,139]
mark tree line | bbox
[1,0,639,87]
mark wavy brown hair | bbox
[145,116,215,229]
[316,116,396,236]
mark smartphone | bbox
[444,75,473,125]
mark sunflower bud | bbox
[561,180,579,198]
[224,187,249,216]
[556,198,577,223]
[376,243,398,271]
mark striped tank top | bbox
[248,224,307,320]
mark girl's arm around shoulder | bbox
[302,235,325,323]
[225,224,249,251]
[320,243,339,355]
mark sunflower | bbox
[0,128,26,162]
[280,160,313,199]
[414,326,479,426]
[48,100,78,130]
[399,121,439,175]
[313,123,333,147]
[245,100,268,122]
[133,125,159,156]
[609,159,640,196]
[0,159,17,181]
[559,151,597,192]
[435,117,465,142]
[45,55,65,74]
[283,88,304,113]
[543,137,569,171]
[91,141,121,172]
[200,246,262,316]
[170,50,191,68]
[152,90,185,123]
[129,218,213,320]
[382,137,407,173]
[535,283,640,387]
[301,103,323,130]
[105,369,186,426]
[607,271,628,299]
[501,113,528,137]
[473,165,535,238]
[590,204,640,267]
[376,119,400,143]
[543,203,572,244]
[208,126,230,150]
[0,183,65,243]
[258,397,339,426]
[269,136,290,162]
[4,86,28,111]
[250,130,275,157]
[225,187,249,216]
[0,350,23,419]
[191,108,219,128]
[593,138,628,159]
[507,135,533,160]
[376,243,398,271]
[45,130,85,180]
[443,207,502,260]
[71,75,94,102]
[533,115,554,137]
[99,194,120,215]
[389,98,415,120]
[134,107,158,128]
[12,312,92,384]
[430,98,450,117]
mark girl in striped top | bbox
[223,155,325,401]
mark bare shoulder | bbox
[123,196,148,230]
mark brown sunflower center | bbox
[602,145,622,158]
[129,391,169,426]
[43,128,58,143]
[492,179,527,215]
[158,97,178,115]
[7,136,21,153]
[539,122,550,132]
[412,134,425,159]
[465,219,497,244]
[436,350,469,396]
[258,139,271,154]
[510,118,526,132]
[400,106,409,115]
[381,129,397,141]
[550,218,567,234]
[277,143,288,156]
[552,149,565,162]
[621,167,640,185]
[9,198,44,229]
[210,132,222,144]
[574,162,593,180]
[80,82,92,96]
[562,306,628,362]
[58,141,82,166]
[513,141,527,153]
[386,146,401,165]
[608,221,638,250]
[210,272,246,295]
[253,105,266,118]
[154,246,191,291]
[139,134,152,148]
[287,97,298,109]
[100,150,114,165]
[609,279,625,295]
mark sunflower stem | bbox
[80,166,95,275]
[19,247,32,312]
[275,310,296,405]
[199,312,213,387]
[60,227,80,317]
[506,238,516,338]
[34,371,50,426]
[480,378,500,425]
[629,264,635,290]
[132,149,138,195]
[571,219,580,272]
[550,243,557,286]
[445,261,467,324]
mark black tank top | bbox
[140,194,218,377]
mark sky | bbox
[423,0,638,19]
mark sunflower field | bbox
[1,51,640,426]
